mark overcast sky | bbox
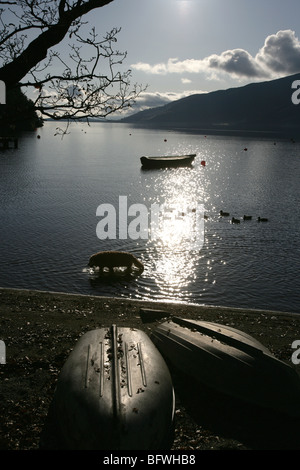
[81,0,300,112]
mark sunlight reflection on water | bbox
[140,165,208,298]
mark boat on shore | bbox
[50,325,175,450]
[151,316,300,418]
[140,154,196,168]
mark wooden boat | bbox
[140,154,196,168]
[51,325,175,450]
[151,317,300,417]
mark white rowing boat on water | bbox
[140,154,196,168]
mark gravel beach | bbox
[1,287,300,452]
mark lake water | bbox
[0,121,299,314]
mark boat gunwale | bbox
[141,154,196,161]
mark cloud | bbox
[131,30,300,80]
[207,49,268,78]
[136,89,206,107]
[256,30,300,74]
[121,89,207,116]
[132,57,208,75]
[132,62,168,75]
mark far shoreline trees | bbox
[0,87,43,134]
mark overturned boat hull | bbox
[141,154,196,168]
[151,317,300,417]
[52,325,175,450]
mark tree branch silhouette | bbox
[0,0,145,127]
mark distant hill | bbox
[122,73,300,138]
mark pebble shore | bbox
[1,287,300,451]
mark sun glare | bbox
[176,0,194,16]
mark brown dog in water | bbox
[88,250,144,274]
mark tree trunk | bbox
[0,0,114,89]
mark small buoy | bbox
[164,139,167,142]
[201,160,206,166]
[244,148,248,151]
[37,135,41,139]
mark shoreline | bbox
[1,286,300,450]
[2,285,299,317]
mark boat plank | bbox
[151,317,300,417]
[51,325,175,450]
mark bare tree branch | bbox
[0,0,114,87]
[0,0,146,126]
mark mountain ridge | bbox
[122,73,300,137]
